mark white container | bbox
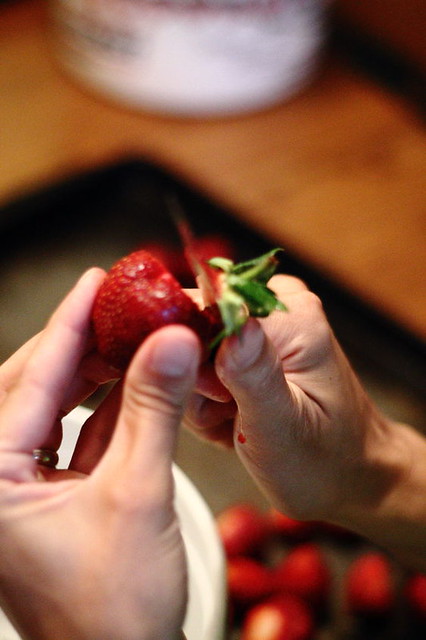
[50,0,326,117]
[0,406,226,640]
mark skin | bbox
[0,268,197,640]
[187,275,426,571]
[1,270,425,640]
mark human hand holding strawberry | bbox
[0,269,201,640]
[185,275,426,570]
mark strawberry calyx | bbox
[172,206,286,347]
[206,248,287,347]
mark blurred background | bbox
[0,1,425,637]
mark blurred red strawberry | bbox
[274,543,331,606]
[405,573,426,618]
[137,241,189,284]
[216,503,269,557]
[139,234,236,286]
[345,551,395,615]
[196,234,236,263]
[227,557,275,606]
[241,594,314,640]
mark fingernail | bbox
[225,319,265,371]
[149,338,197,377]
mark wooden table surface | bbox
[1,0,425,341]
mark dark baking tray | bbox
[1,158,425,402]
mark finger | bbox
[58,348,120,413]
[93,325,201,497]
[0,315,112,407]
[268,274,309,296]
[0,324,117,460]
[69,382,123,474]
[195,361,232,402]
[183,393,237,446]
[0,333,41,405]
[28,348,118,460]
[215,318,296,451]
[0,268,105,456]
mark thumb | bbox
[215,319,295,449]
[95,325,201,494]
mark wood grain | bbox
[1,0,425,340]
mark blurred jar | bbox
[50,0,326,117]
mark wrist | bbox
[335,418,426,569]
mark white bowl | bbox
[0,406,226,640]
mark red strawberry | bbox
[92,246,285,371]
[216,503,269,557]
[138,235,237,286]
[196,233,237,263]
[269,510,317,541]
[227,557,275,605]
[137,241,189,284]
[274,543,331,606]
[345,551,394,615]
[241,594,314,640]
[405,573,426,618]
[92,250,221,371]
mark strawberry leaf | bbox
[208,248,287,342]
[231,280,287,317]
[227,248,283,284]
[170,197,286,346]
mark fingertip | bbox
[195,361,233,402]
[128,325,202,381]
[216,319,265,375]
[75,266,107,291]
[54,267,107,325]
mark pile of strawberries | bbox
[215,503,426,640]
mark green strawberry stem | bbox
[208,248,287,349]
[168,197,286,348]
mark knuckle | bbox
[296,290,333,346]
[298,289,324,313]
[125,377,185,419]
[269,274,309,296]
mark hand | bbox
[185,276,426,568]
[0,269,200,640]
[186,275,387,518]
